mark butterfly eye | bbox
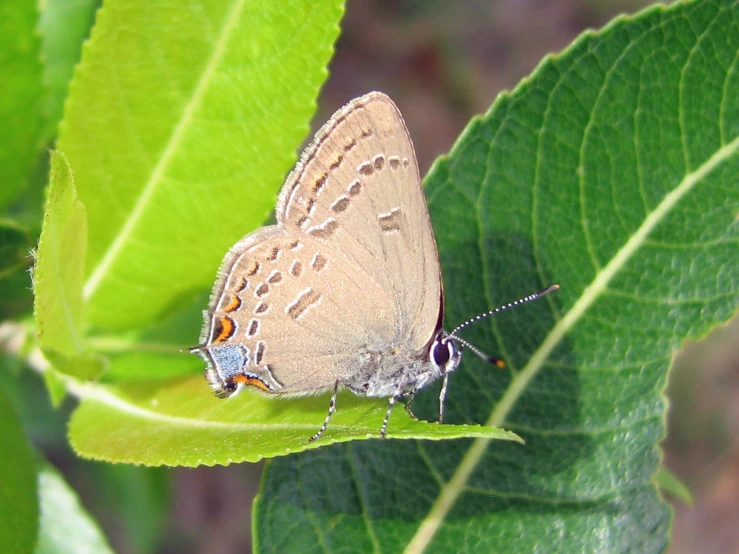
[431,338,458,371]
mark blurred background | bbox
[2,1,737,553]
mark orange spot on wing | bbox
[223,295,242,313]
[215,317,234,342]
[233,374,272,392]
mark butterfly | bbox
[192,92,557,441]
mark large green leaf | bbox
[0,389,38,554]
[0,0,45,210]
[57,0,346,330]
[254,1,739,552]
[69,376,520,465]
[57,0,517,464]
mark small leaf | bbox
[58,0,346,330]
[69,377,521,466]
[33,151,105,380]
[0,389,38,554]
[655,465,693,505]
[42,368,67,408]
[35,462,115,554]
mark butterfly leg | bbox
[405,391,418,420]
[380,384,407,439]
[437,374,449,424]
[309,380,339,442]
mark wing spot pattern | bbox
[286,288,322,320]
[329,154,344,170]
[358,161,374,176]
[331,196,351,213]
[379,207,402,233]
[347,180,362,196]
[222,295,242,313]
[246,261,260,276]
[314,173,328,194]
[247,319,260,337]
[308,218,338,239]
[290,260,303,277]
[235,277,249,293]
[267,247,281,262]
[312,253,328,273]
[214,316,236,342]
[255,341,266,364]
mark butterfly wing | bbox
[276,92,442,352]
[199,92,442,397]
[201,225,397,395]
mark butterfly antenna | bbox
[449,284,559,337]
[447,284,559,367]
[451,335,507,368]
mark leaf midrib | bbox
[403,134,739,554]
[82,0,246,301]
[68,379,321,431]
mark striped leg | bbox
[405,391,418,420]
[309,381,339,442]
[438,374,449,424]
[380,384,406,439]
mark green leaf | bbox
[0,389,38,554]
[42,368,68,408]
[254,1,739,552]
[0,0,45,211]
[57,0,345,330]
[33,151,106,380]
[35,462,114,554]
[655,465,692,505]
[38,0,99,142]
[69,376,521,465]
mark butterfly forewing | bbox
[276,92,442,352]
